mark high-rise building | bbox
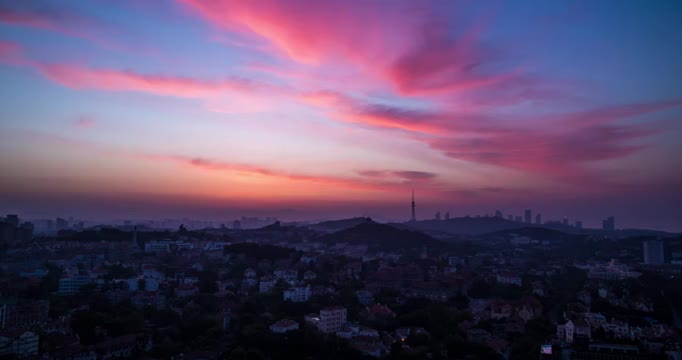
[643,240,664,265]
[132,226,138,249]
[410,190,416,222]
[507,215,513,221]
[444,212,450,220]
[535,214,542,225]
[55,218,69,231]
[434,211,441,220]
[16,223,33,243]
[524,209,532,224]
[602,216,615,232]
[0,221,15,245]
[495,210,503,219]
[515,216,522,222]
[5,215,19,227]
[562,217,568,226]
[232,220,241,230]
[575,221,583,229]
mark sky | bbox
[0,0,681,230]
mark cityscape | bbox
[1,1,682,360]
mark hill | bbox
[307,217,375,232]
[320,222,443,252]
[401,217,526,236]
[479,226,574,241]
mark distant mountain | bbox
[400,217,527,236]
[479,226,574,241]
[320,221,442,252]
[399,217,680,238]
[307,217,375,232]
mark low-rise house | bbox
[395,327,410,341]
[467,328,491,344]
[355,290,374,306]
[274,269,298,285]
[584,312,607,328]
[490,300,512,320]
[496,272,522,286]
[270,319,299,333]
[350,339,382,358]
[531,281,547,297]
[603,319,630,339]
[577,290,592,305]
[368,304,395,319]
[175,284,198,297]
[303,270,317,281]
[243,268,257,279]
[19,268,48,279]
[130,291,166,309]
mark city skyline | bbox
[1,1,682,231]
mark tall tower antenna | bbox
[410,189,416,222]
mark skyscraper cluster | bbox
[602,216,615,232]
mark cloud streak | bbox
[36,63,275,98]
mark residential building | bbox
[643,240,664,265]
[319,306,347,333]
[496,273,522,286]
[283,285,310,302]
[58,275,91,296]
[0,300,49,330]
[355,290,374,306]
[259,276,277,293]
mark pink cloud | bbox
[427,102,677,179]
[307,88,681,180]
[0,40,24,65]
[359,170,436,181]
[0,40,19,56]
[140,155,436,192]
[36,63,274,98]
[0,4,119,50]
[179,0,510,96]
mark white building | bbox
[283,285,310,302]
[319,306,347,333]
